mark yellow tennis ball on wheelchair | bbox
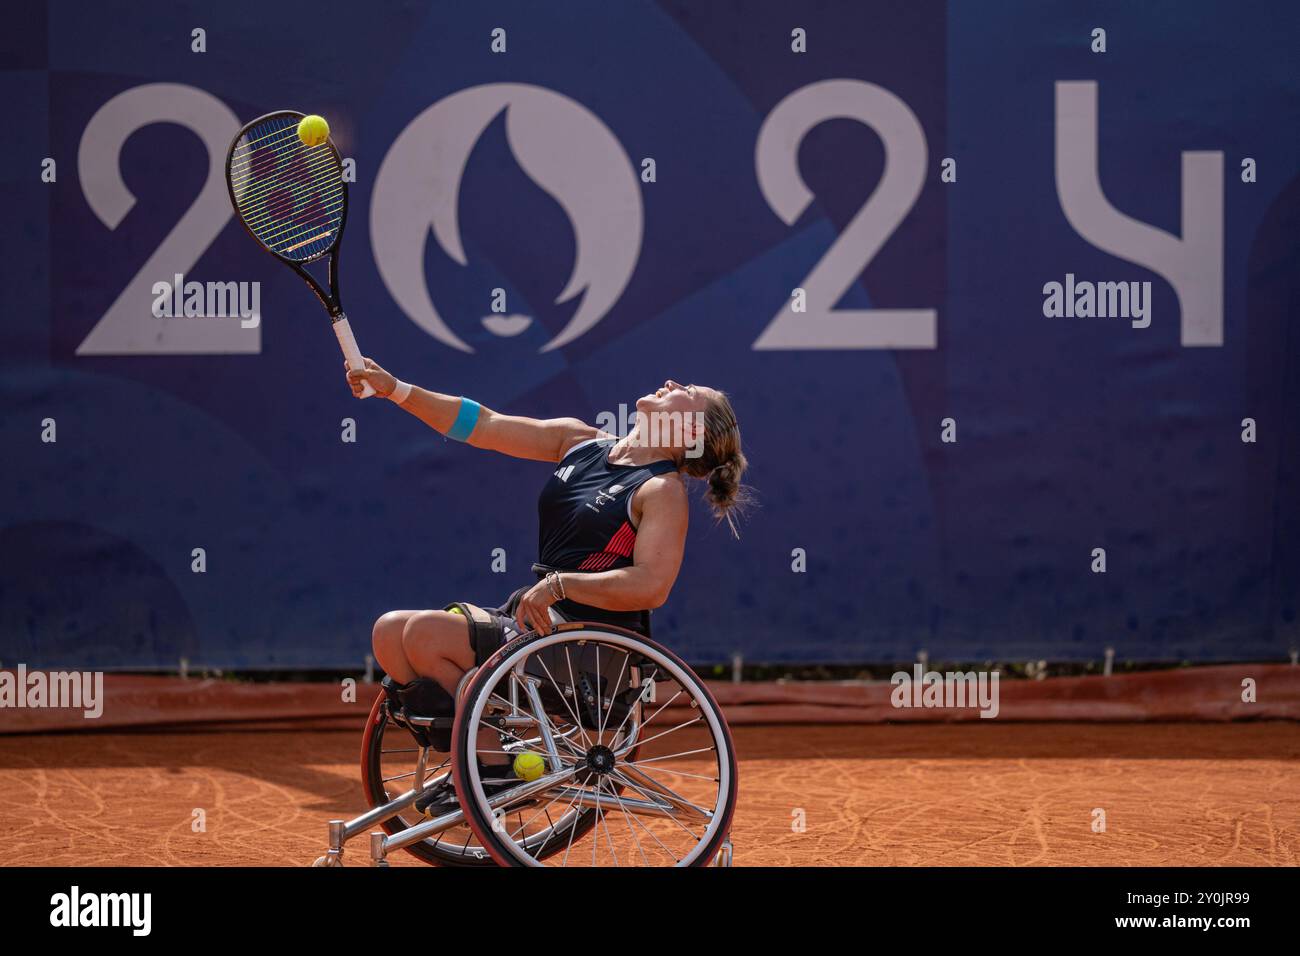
[297,114,330,146]
[513,752,545,781]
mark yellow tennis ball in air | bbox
[297,114,330,147]
[513,752,545,782]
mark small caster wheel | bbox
[312,854,342,867]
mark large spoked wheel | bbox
[360,688,611,865]
[451,625,738,867]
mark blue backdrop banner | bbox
[2,1,1297,667]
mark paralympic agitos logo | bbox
[371,83,643,353]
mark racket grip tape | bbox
[332,313,375,398]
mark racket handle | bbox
[333,313,375,398]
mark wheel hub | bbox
[583,744,616,777]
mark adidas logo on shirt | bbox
[554,465,575,482]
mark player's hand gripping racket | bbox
[225,111,375,397]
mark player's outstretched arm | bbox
[346,358,601,463]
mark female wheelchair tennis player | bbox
[312,361,745,867]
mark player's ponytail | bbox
[683,390,752,537]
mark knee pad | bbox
[445,602,506,667]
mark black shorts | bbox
[459,585,563,665]
[468,583,652,666]
[484,585,530,643]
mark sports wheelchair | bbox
[313,618,737,867]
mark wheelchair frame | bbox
[314,621,735,867]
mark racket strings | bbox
[230,142,339,202]
[227,126,300,163]
[234,160,342,234]
[228,132,336,183]
[237,185,343,252]
[226,117,312,166]
[251,200,346,252]
[237,166,341,225]
[235,181,341,237]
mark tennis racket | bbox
[225,110,374,397]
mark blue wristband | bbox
[447,397,481,442]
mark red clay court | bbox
[2,665,1296,867]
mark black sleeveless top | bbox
[532,438,678,636]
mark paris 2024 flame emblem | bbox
[371,83,644,353]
